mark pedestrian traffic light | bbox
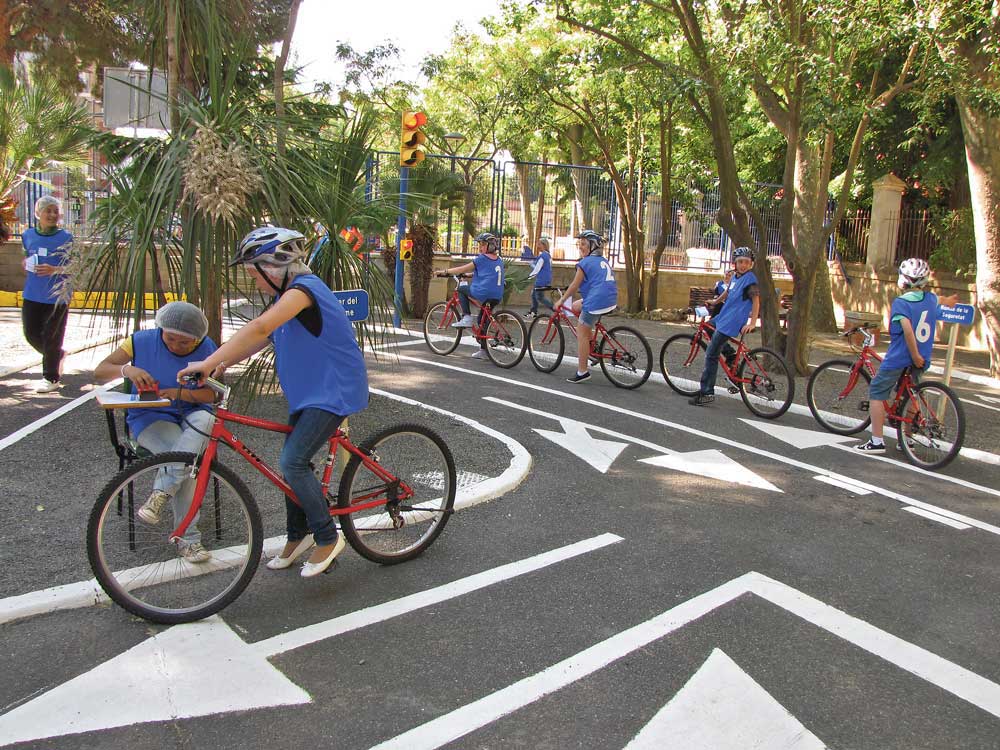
[399,238,414,261]
[400,111,427,167]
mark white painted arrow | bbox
[534,420,628,473]
[640,449,782,492]
[625,648,826,749]
[741,419,860,449]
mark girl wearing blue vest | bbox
[95,302,220,563]
[526,237,555,319]
[21,196,72,393]
[435,231,505,360]
[178,227,370,578]
[554,230,618,384]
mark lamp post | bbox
[443,132,465,254]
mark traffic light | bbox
[399,238,414,261]
[400,111,427,166]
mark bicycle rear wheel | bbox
[806,359,872,434]
[528,314,565,373]
[598,326,652,389]
[897,381,965,470]
[87,451,262,624]
[659,333,706,396]
[738,347,794,418]
[424,302,461,355]
[485,309,527,368]
[338,424,456,564]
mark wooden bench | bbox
[687,287,716,319]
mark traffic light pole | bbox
[393,166,409,328]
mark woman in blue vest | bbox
[526,237,555,319]
[178,227,370,578]
[435,231,505,360]
[94,301,220,563]
[554,230,618,384]
[21,196,72,393]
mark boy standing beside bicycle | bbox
[435,231,505,360]
[689,246,760,406]
[855,258,958,453]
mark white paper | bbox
[24,255,37,273]
[695,305,711,318]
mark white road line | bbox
[813,475,872,495]
[960,398,1000,413]
[253,533,623,657]
[903,507,971,530]
[0,382,117,453]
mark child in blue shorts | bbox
[435,231,505,360]
[554,230,618,383]
[855,258,958,453]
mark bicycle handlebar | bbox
[181,374,231,406]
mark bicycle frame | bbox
[688,320,754,385]
[168,408,412,544]
[539,300,626,361]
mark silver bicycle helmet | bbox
[733,246,756,262]
[898,257,930,289]
[576,230,605,255]
[474,231,501,254]
[230,227,307,267]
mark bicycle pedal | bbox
[860,401,870,412]
[727,386,739,394]
[322,559,340,575]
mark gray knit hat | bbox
[154,301,208,340]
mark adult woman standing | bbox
[21,196,72,393]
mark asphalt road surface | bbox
[1,328,999,749]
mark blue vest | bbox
[534,251,552,287]
[577,255,617,312]
[22,229,72,304]
[713,270,758,337]
[271,274,369,417]
[126,329,218,437]
[882,291,940,369]
[470,254,504,301]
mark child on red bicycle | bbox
[554,230,618,384]
[855,258,958,453]
[178,227,369,578]
[689,246,760,406]
[435,231,505,360]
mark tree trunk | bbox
[165,1,180,133]
[956,96,1000,376]
[811,259,839,333]
[534,161,548,245]
[647,101,674,311]
[408,223,435,319]
[273,0,301,224]
[567,124,591,232]
[514,162,534,244]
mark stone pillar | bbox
[867,173,906,269]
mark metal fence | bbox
[8,169,107,239]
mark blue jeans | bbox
[458,288,500,349]
[280,408,344,546]
[530,286,555,314]
[698,329,737,396]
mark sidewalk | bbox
[0,308,126,378]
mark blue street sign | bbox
[939,303,975,326]
[333,289,370,322]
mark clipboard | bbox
[95,390,172,410]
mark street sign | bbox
[333,289,369,322]
[939,303,975,325]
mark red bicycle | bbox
[806,323,965,470]
[89,379,456,624]
[423,274,527,368]
[659,318,794,418]
[526,288,652,388]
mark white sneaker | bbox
[35,379,61,393]
[452,315,475,328]
[470,349,488,360]
[179,542,211,564]
[137,490,170,524]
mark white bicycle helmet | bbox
[898,257,930,289]
[576,230,605,255]
[230,227,307,267]
[474,231,501,254]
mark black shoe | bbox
[854,439,886,453]
[566,371,592,384]
[688,393,714,406]
[724,353,738,370]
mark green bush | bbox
[928,208,977,276]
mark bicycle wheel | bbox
[528,314,565,373]
[659,333,707,396]
[897,381,965,470]
[484,309,527,368]
[599,326,653,389]
[738,347,795,419]
[424,302,461,356]
[338,423,456,564]
[806,359,872,434]
[87,451,262,624]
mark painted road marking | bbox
[370,571,1000,750]
[0,534,623,747]
[534,420,628,473]
[813,475,872,495]
[624,648,826,749]
[903,507,971,530]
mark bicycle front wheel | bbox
[338,424,456,564]
[738,347,795,419]
[528,314,565,373]
[599,325,652,389]
[897,381,965,470]
[485,309,527,368]
[659,333,706,396]
[87,451,262,624]
[424,302,461,356]
[806,359,872,434]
